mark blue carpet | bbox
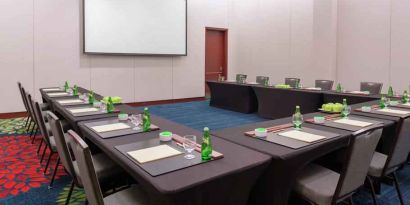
[138,100,266,131]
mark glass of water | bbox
[183,135,196,160]
[130,114,142,130]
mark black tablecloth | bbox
[323,91,380,105]
[212,115,353,205]
[253,86,323,119]
[78,116,271,205]
[207,81,258,113]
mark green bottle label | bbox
[201,127,212,160]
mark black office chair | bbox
[315,80,334,91]
[236,74,247,83]
[360,82,383,95]
[256,76,269,85]
[285,78,300,88]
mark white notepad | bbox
[69,107,99,114]
[377,108,410,115]
[91,123,130,133]
[43,88,62,92]
[333,119,373,127]
[401,103,410,107]
[349,91,368,94]
[48,92,69,97]
[304,87,322,90]
[127,145,183,164]
[58,99,84,104]
[279,130,326,143]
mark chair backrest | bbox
[23,88,36,121]
[236,74,247,83]
[285,78,300,88]
[384,118,410,173]
[315,80,334,91]
[256,76,269,85]
[47,112,79,185]
[334,128,383,201]
[69,130,105,205]
[360,82,383,95]
[17,82,29,112]
[30,96,52,147]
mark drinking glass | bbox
[342,106,352,118]
[99,102,106,113]
[292,114,303,130]
[130,114,142,130]
[183,135,196,160]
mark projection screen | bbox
[84,0,187,55]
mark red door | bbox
[205,28,228,96]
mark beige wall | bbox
[228,0,338,87]
[0,0,229,113]
[337,0,410,93]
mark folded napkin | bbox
[172,134,224,160]
[102,96,123,104]
[244,123,293,137]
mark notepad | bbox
[127,145,183,164]
[304,87,321,90]
[68,107,99,114]
[247,82,259,85]
[349,91,368,95]
[43,88,62,92]
[58,99,84,104]
[48,92,69,97]
[377,108,410,115]
[333,119,373,127]
[401,103,410,107]
[91,123,130,133]
[278,130,326,143]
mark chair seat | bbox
[104,185,148,205]
[368,152,388,177]
[294,164,340,205]
[73,153,123,186]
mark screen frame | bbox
[82,0,188,56]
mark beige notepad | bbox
[334,119,373,127]
[69,107,99,114]
[127,145,183,164]
[402,103,410,107]
[91,123,130,133]
[377,108,410,115]
[48,92,69,97]
[305,87,321,90]
[43,88,62,92]
[279,130,326,143]
[58,99,84,104]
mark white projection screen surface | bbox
[84,0,187,55]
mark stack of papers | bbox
[127,145,182,163]
[91,123,130,133]
[333,119,373,127]
[278,130,326,143]
[68,107,99,114]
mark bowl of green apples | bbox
[319,103,343,113]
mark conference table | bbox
[212,112,394,205]
[206,80,258,113]
[207,80,381,119]
[40,86,271,205]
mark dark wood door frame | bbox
[205,27,228,80]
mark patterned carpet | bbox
[0,100,409,205]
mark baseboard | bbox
[0,97,206,119]
[0,112,28,119]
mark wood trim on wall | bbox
[0,97,207,119]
